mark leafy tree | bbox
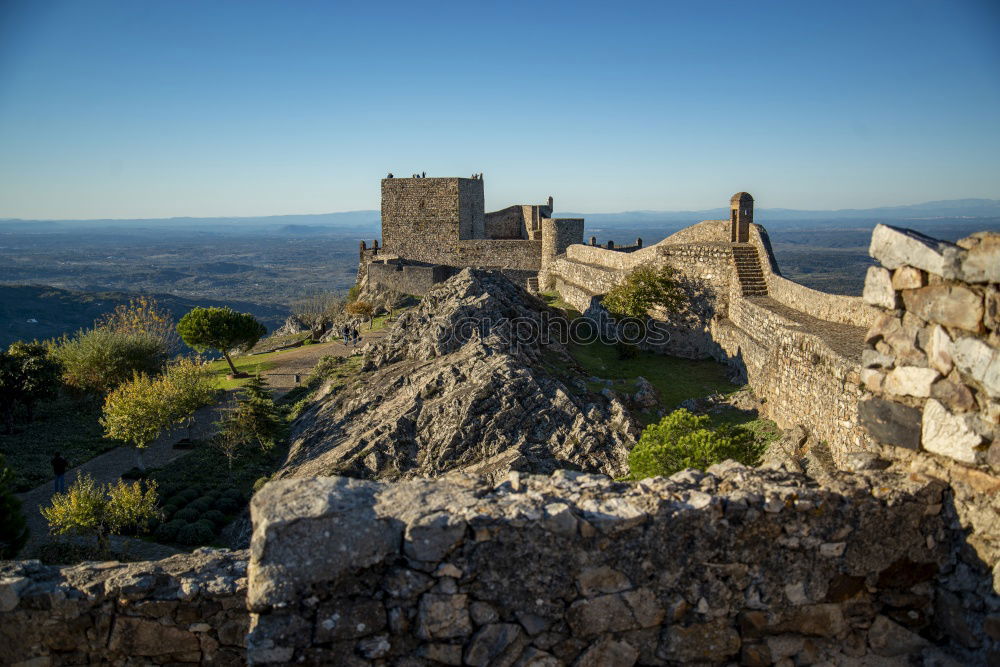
[0,342,61,433]
[96,296,181,354]
[41,474,159,554]
[602,264,685,319]
[163,357,217,440]
[627,409,765,479]
[214,375,284,471]
[50,327,167,395]
[0,453,28,559]
[100,372,174,471]
[345,300,375,329]
[177,307,267,376]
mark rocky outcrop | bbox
[0,548,248,665]
[247,465,990,665]
[278,269,637,483]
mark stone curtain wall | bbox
[549,219,877,463]
[858,224,1000,599]
[712,298,871,465]
[366,262,457,296]
[0,549,248,665]
[246,467,986,664]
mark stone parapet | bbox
[0,549,248,665]
[246,468,988,664]
[859,223,1000,574]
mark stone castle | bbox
[359,175,584,294]
[2,180,998,665]
[361,180,880,466]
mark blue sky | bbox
[1,0,998,218]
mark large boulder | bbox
[277,269,637,482]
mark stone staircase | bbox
[732,244,768,296]
[525,276,539,293]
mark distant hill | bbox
[557,198,1000,230]
[2,198,997,233]
[0,285,290,348]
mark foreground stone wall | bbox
[0,549,248,665]
[246,467,989,665]
[859,224,1000,589]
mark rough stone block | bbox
[960,233,1000,283]
[869,224,963,277]
[863,267,898,310]
[859,398,922,449]
[891,266,926,290]
[248,477,401,609]
[661,620,741,662]
[922,399,982,464]
[951,336,1000,398]
[902,285,983,332]
[884,367,939,398]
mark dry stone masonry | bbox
[0,549,248,665]
[246,465,989,664]
[859,224,1000,605]
[548,205,880,466]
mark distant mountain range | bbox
[1,198,998,233]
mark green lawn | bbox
[568,341,739,411]
[203,351,284,389]
[0,394,119,492]
[539,291,583,318]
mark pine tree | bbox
[214,375,284,471]
[0,453,29,559]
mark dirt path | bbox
[255,328,387,394]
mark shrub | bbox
[101,372,176,472]
[195,518,216,533]
[0,453,28,559]
[627,409,765,480]
[51,327,167,395]
[312,355,346,380]
[155,518,187,543]
[179,488,200,503]
[40,474,159,553]
[203,510,227,528]
[0,341,61,432]
[188,497,213,513]
[602,264,685,319]
[160,503,178,519]
[173,507,200,523]
[215,497,240,514]
[177,521,215,545]
[214,375,284,471]
[96,296,182,355]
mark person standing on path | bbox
[51,452,69,494]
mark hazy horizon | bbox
[1,0,998,219]
[2,196,999,225]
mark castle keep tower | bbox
[381,177,485,259]
[730,192,753,243]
